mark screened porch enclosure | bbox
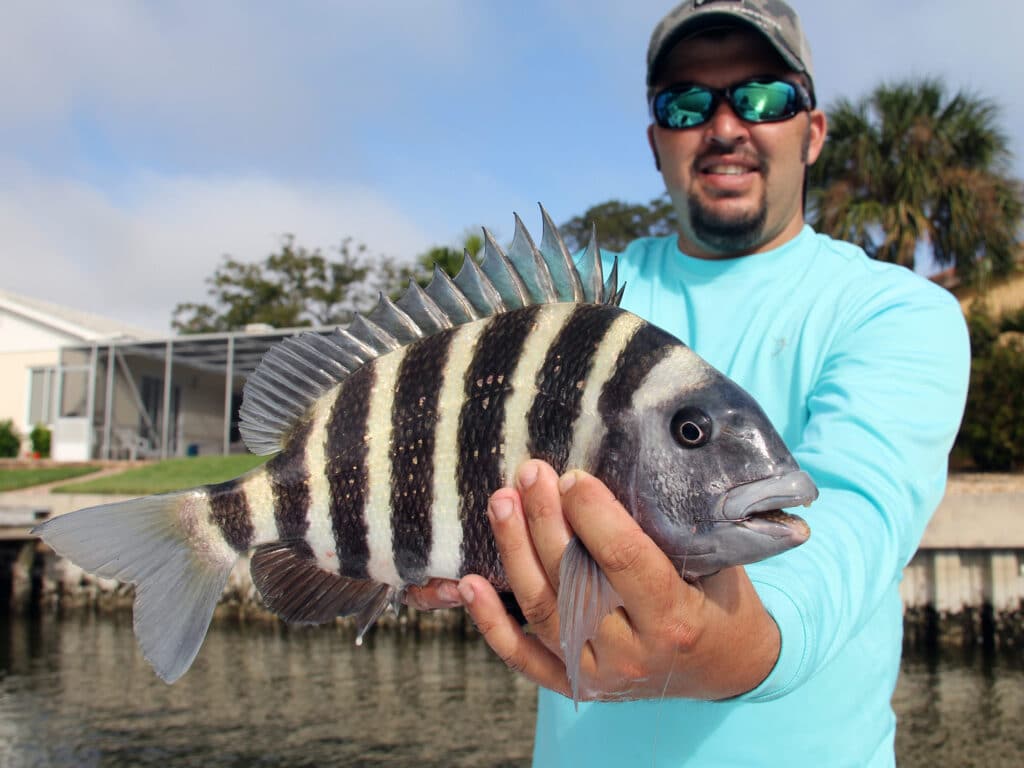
[50,327,332,461]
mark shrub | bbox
[30,424,52,458]
[955,335,1024,471]
[0,420,20,458]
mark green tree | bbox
[173,236,394,333]
[810,78,1023,284]
[405,230,484,289]
[559,196,678,253]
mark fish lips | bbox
[670,470,817,579]
[719,469,817,535]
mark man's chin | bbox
[689,210,767,253]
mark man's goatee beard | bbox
[688,195,767,253]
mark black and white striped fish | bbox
[33,206,817,700]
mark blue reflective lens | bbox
[652,79,811,129]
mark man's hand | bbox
[457,459,783,702]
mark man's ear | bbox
[804,109,828,166]
[647,124,661,171]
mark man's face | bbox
[647,27,827,259]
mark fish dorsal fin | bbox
[238,204,620,455]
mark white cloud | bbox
[0,163,431,334]
[0,1,485,163]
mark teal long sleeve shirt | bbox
[533,227,970,767]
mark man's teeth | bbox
[706,165,751,175]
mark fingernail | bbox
[558,471,577,494]
[437,582,461,607]
[517,461,539,489]
[489,496,513,522]
[457,580,475,605]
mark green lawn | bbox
[0,465,102,492]
[54,454,269,495]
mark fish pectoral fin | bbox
[556,536,624,706]
[250,542,397,636]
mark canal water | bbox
[0,614,1021,767]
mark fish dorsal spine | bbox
[238,205,621,456]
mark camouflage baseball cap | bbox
[647,0,814,87]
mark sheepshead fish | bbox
[33,206,816,701]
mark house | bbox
[0,288,153,458]
[0,288,325,461]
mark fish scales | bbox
[363,344,408,587]
[456,305,543,582]
[326,363,375,580]
[499,304,586,498]
[302,387,341,572]
[564,311,646,472]
[593,324,679,504]
[268,418,313,540]
[239,468,277,545]
[207,479,254,552]
[32,206,818,694]
[426,321,488,580]
[525,303,623,473]
[389,329,454,585]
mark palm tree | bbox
[809,78,1023,284]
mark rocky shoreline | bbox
[13,542,1022,651]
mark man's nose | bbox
[703,100,750,147]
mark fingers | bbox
[514,460,575,589]
[486,485,562,643]
[457,575,570,696]
[557,469,692,639]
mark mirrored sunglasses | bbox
[652,78,813,130]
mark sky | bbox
[3,0,1022,334]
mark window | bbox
[27,366,58,426]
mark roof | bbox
[0,287,156,342]
[58,324,340,378]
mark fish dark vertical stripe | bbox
[593,323,677,503]
[207,478,254,552]
[526,304,622,473]
[266,418,313,540]
[326,364,375,579]
[457,306,542,579]
[389,331,454,584]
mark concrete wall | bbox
[902,550,1023,613]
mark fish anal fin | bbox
[250,542,397,635]
[557,536,624,706]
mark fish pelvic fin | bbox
[238,204,621,456]
[32,491,236,684]
[557,535,624,707]
[250,542,399,643]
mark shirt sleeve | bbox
[740,274,970,701]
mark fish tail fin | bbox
[32,490,236,683]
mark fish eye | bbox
[671,407,711,448]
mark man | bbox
[410,1,970,764]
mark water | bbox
[0,615,1021,767]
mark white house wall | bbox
[0,308,81,354]
[0,348,61,440]
[0,307,83,443]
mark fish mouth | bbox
[737,509,810,541]
[716,470,817,541]
[661,471,817,577]
[717,470,818,520]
